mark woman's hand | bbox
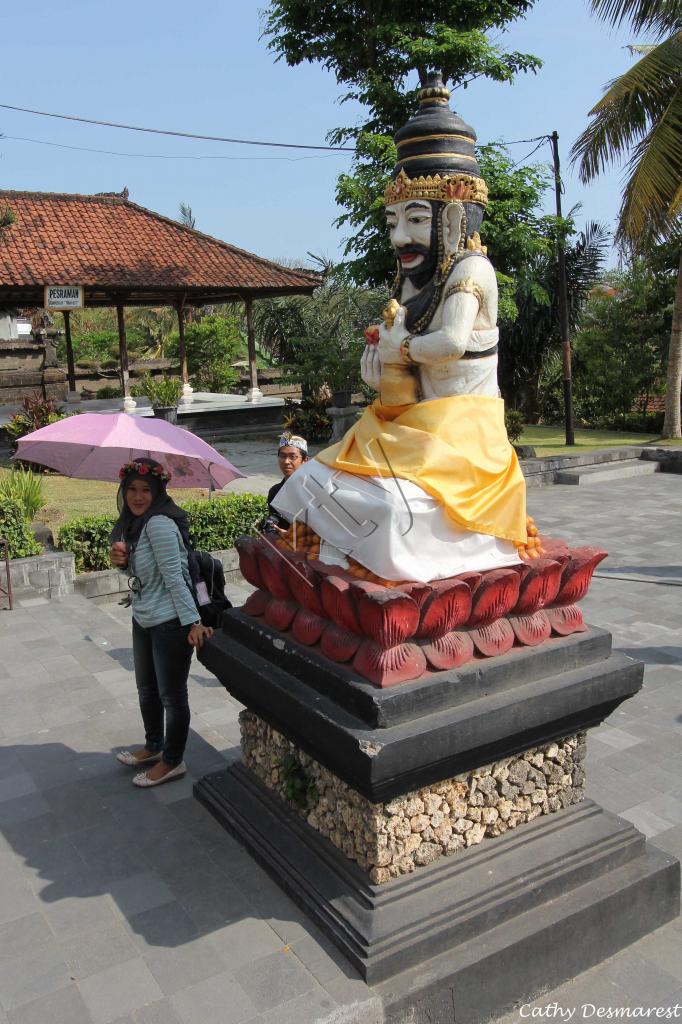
[360,344,382,390]
[378,305,410,364]
[188,623,213,649]
[110,541,128,568]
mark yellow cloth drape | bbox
[316,395,527,543]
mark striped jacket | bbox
[128,516,197,628]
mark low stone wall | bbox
[240,710,586,885]
[74,548,240,600]
[8,550,75,599]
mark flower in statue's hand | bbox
[364,325,380,345]
[378,304,410,364]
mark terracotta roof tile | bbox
[0,189,320,296]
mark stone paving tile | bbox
[232,948,318,1013]
[142,935,229,997]
[0,913,54,965]
[43,891,121,943]
[258,985,340,1024]
[78,958,164,1024]
[123,902,201,952]
[6,983,92,1024]
[206,918,288,970]
[130,1000,185,1024]
[170,971,259,1024]
[108,872,175,919]
[0,876,39,927]
[0,946,71,1012]
[59,922,140,982]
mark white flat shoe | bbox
[132,762,187,788]
[117,750,162,767]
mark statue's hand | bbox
[360,344,382,391]
[378,305,410,364]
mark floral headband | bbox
[119,461,172,483]
[278,432,308,454]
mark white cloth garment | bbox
[272,461,519,583]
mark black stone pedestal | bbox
[196,615,681,1022]
[196,769,678,1021]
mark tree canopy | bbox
[263,0,542,286]
[571,0,682,437]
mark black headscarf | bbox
[109,458,191,550]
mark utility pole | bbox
[549,131,575,446]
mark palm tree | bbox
[571,0,682,437]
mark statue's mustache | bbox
[395,243,432,257]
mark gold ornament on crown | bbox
[384,167,488,208]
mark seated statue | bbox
[272,74,528,584]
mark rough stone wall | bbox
[239,711,586,885]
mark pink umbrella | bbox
[13,412,246,490]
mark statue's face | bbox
[385,200,434,275]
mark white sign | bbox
[44,285,84,310]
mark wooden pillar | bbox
[63,310,77,395]
[176,296,189,384]
[245,297,260,400]
[116,304,130,397]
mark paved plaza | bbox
[1,467,681,1024]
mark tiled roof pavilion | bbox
[0,189,320,398]
[0,188,319,305]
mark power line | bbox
[1,135,344,162]
[0,102,356,152]
[1,102,555,155]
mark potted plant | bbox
[133,374,184,424]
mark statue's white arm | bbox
[377,256,497,367]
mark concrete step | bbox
[555,460,660,485]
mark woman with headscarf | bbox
[109,458,213,787]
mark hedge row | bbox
[0,497,42,559]
[58,493,267,573]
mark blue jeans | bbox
[132,617,193,767]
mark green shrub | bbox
[0,468,46,521]
[58,493,267,572]
[0,498,42,558]
[184,494,267,550]
[97,385,123,400]
[131,373,183,407]
[191,362,240,394]
[504,408,525,445]
[58,513,116,572]
[597,411,664,434]
[283,397,332,442]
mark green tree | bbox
[571,0,682,437]
[263,0,542,286]
[541,240,678,427]
[183,314,245,393]
[501,217,610,415]
[254,263,387,392]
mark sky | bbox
[0,0,644,269]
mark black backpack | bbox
[187,549,232,627]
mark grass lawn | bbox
[519,425,682,457]
[0,462,210,540]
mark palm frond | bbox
[589,0,682,38]
[617,82,682,239]
[571,32,682,185]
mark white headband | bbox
[278,433,308,454]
